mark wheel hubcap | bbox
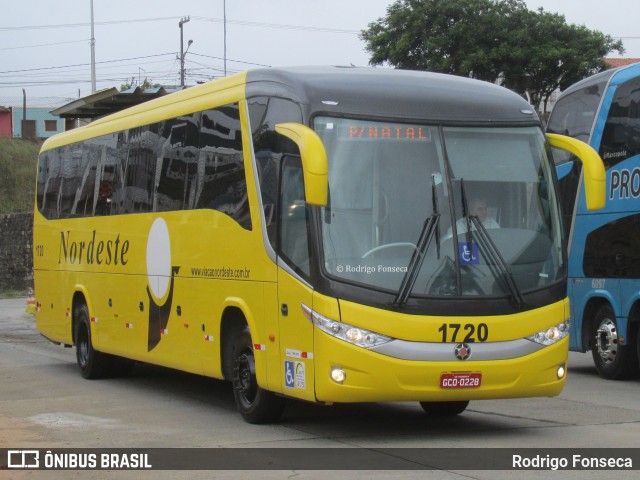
[595,318,618,364]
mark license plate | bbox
[440,372,482,389]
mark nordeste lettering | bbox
[58,230,130,266]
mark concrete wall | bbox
[0,213,33,291]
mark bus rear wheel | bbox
[232,329,285,424]
[590,304,638,380]
[74,304,110,379]
[420,401,469,416]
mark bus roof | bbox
[42,66,539,152]
[246,66,539,125]
[561,62,640,97]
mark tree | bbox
[361,0,624,114]
[502,8,623,115]
[120,77,159,91]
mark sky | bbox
[1,0,638,108]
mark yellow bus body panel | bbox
[311,296,568,403]
[314,334,567,403]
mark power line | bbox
[0,16,184,32]
[189,52,270,68]
[0,15,361,35]
[192,16,359,35]
[0,39,88,52]
[0,53,176,75]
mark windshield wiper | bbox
[394,177,440,307]
[459,179,525,309]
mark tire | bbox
[74,303,110,379]
[420,401,469,416]
[590,304,638,380]
[232,328,285,424]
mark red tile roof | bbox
[605,58,640,68]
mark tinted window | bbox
[547,81,606,142]
[584,214,640,278]
[120,125,155,214]
[73,143,100,217]
[35,102,251,230]
[248,97,302,248]
[196,104,251,230]
[547,82,607,236]
[156,115,200,212]
[279,156,311,277]
[599,76,640,169]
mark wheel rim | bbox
[234,350,257,407]
[595,318,618,364]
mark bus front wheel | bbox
[232,329,285,424]
[590,304,638,380]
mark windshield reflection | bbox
[315,117,564,300]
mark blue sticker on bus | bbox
[459,242,479,265]
[284,360,295,389]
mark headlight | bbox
[301,304,393,348]
[526,321,569,346]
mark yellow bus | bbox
[33,67,605,423]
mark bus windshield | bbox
[316,117,564,301]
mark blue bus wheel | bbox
[591,305,638,380]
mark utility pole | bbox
[179,16,191,87]
[223,0,227,76]
[22,89,27,139]
[90,0,96,93]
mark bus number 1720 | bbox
[438,323,489,343]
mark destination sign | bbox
[341,125,432,141]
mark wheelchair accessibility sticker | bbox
[458,242,479,265]
[284,360,306,389]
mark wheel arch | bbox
[625,299,640,346]
[71,286,93,345]
[219,297,262,382]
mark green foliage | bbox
[361,0,624,113]
[0,137,41,214]
[120,77,160,91]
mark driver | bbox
[445,197,500,239]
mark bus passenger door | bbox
[276,156,316,402]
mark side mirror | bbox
[546,133,605,211]
[275,123,328,206]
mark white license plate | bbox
[440,372,482,389]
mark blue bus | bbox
[547,62,640,379]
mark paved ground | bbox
[1,297,640,479]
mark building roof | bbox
[605,58,640,69]
[50,85,185,119]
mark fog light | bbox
[557,364,566,379]
[331,367,346,384]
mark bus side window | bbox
[156,115,199,212]
[196,104,251,230]
[279,156,311,277]
[121,126,154,214]
[600,76,640,168]
[248,97,304,249]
